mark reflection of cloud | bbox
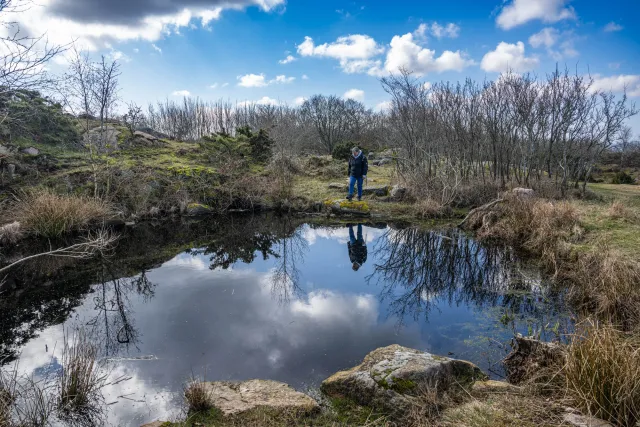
[291,291,377,325]
[302,225,385,245]
[164,253,208,270]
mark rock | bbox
[503,335,564,384]
[134,130,159,142]
[471,380,515,393]
[186,203,214,216]
[200,379,318,417]
[328,182,348,190]
[140,422,165,427]
[368,152,376,160]
[21,147,39,156]
[325,199,371,217]
[512,187,535,198]
[362,186,389,197]
[321,344,487,414]
[148,207,160,217]
[6,163,15,179]
[0,144,10,156]
[375,158,392,166]
[563,410,612,427]
[389,185,407,202]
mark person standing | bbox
[347,147,368,201]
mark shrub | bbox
[611,171,635,185]
[332,142,367,161]
[13,189,113,238]
[606,201,636,221]
[565,321,640,426]
[184,378,213,413]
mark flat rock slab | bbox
[322,344,486,414]
[202,379,318,417]
[325,199,371,217]
[563,412,612,427]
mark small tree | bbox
[122,101,144,137]
[249,129,274,163]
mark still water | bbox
[0,215,571,426]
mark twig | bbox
[458,198,505,229]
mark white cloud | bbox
[237,73,267,87]
[152,43,162,54]
[297,34,384,74]
[376,100,392,111]
[108,49,131,62]
[209,83,219,89]
[133,48,139,53]
[302,74,309,80]
[384,32,474,76]
[481,41,539,73]
[279,54,296,64]
[529,27,578,60]
[4,0,285,54]
[604,22,624,32]
[273,74,295,84]
[423,81,432,90]
[222,82,229,87]
[172,90,191,96]
[529,27,558,48]
[590,74,640,97]
[496,0,576,30]
[418,22,460,39]
[238,96,279,107]
[294,96,307,106]
[237,73,294,87]
[343,88,365,101]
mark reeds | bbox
[564,321,640,426]
[12,189,112,238]
[184,377,213,413]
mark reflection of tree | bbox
[86,265,156,356]
[369,227,566,325]
[269,220,308,304]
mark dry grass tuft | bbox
[58,329,106,417]
[13,189,112,238]
[0,221,22,246]
[567,247,640,330]
[606,201,636,221]
[184,378,213,413]
[414,198,450,219]
[564,320,640,426]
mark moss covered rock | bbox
[325,199,371,216]
[321,344,486,415]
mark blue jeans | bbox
[348,176,363,199]
[349,224,363,244]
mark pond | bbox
[0,215,572,426]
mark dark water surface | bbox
[0,215,571,426]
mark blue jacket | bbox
[348,152,368,178]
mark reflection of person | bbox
[347,147,368,201]
[347,224,367,271]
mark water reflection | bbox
[1,216,572,426]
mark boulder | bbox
[389,185,407,202]
[563,408,612,427]
[200,379,318,417]
[362,186,389,197]
[134,130,159,142]
[0,144,10,156]
[6,163,16,179]
[185,203,214,216]
[512,187,535,198]
[503,335,564,384]
[21,147,39,156]
[325,199,371,217]
[368,152,376,160]
[321,344,486,414]
[375,158,392,166]
[140,422,165,427]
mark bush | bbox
[611,171,635,185]
[12,189,113,238]
[332,142,367,161]
[565,321,640,426]
[184,378,213,413]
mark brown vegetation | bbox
[184,378,214,414]
[11,189,113,238]
[564,321,640,426]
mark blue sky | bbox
[14,0,640,130]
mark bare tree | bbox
[122,101,144,136]
[300,95,350,154]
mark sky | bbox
[7,0,640,131]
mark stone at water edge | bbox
[389,185,407,202]
[201,379,318,417]
[321,344,487,414]
[185,203,214,216]
[140,422,165,427]
[326,199,371,216]
[21,147,39,156]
